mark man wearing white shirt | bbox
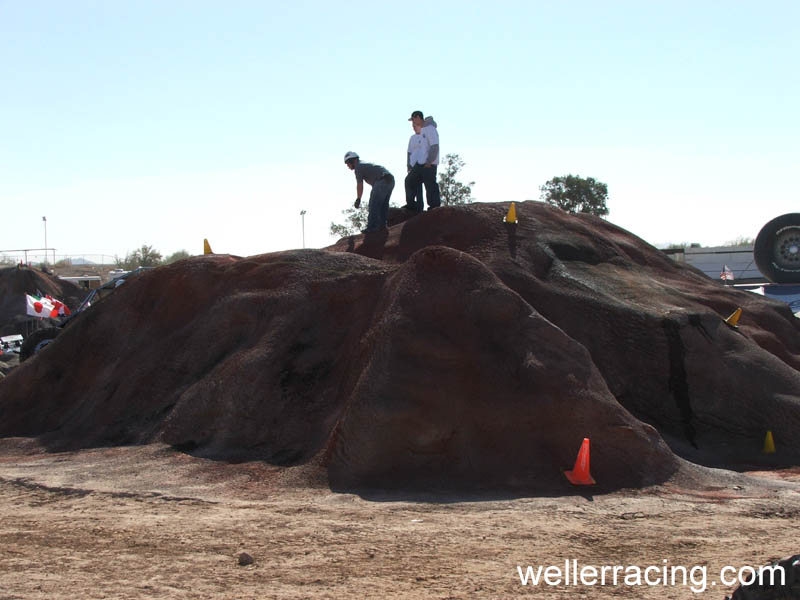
[404,121,426,212]
[408,110,441,210]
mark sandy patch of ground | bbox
[0,440,799,599]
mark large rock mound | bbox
[1,202,798,492]
[331,202,800,466]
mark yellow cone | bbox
[724,307,742,327]
[203,238,213,255]
[504,202,518,224]
[763,430,776,454]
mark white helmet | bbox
[343,151,359,163]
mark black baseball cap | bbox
[408,110,423,121]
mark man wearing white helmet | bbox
[343,152,395,233]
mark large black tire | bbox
[19,327,61,362]
[754,213,800,284]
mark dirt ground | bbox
[0,440,799,599]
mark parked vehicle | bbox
[0,334,23,354]
[754,213,800,284]
[20,267,153,361]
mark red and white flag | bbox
[25,294,71,319]
[720,265,735,281]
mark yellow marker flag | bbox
[724,307,742,327]
[763,430,776,454]
[203,239,213,255]
[504,202,518,224]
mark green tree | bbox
[164,250,191,264]
[723,236,754,247]
[540,174,609,216]
[137,245,162,267]
[116,245,163,269]
[438,153,474,205]
[330,205,369,238]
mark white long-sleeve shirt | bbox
[420,117,439,165]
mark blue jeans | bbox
[365,176,394,232]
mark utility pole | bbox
[300,210,307,249]
[42,216,47,265]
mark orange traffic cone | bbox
[565,438,596,485]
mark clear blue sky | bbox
[2,1,798,262]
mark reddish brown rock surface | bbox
[1,202,798,492]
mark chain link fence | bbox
[0,250,118,268]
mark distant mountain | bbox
[71,258,96,265]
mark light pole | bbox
[42,216,47,265]
[300,210,306,249]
